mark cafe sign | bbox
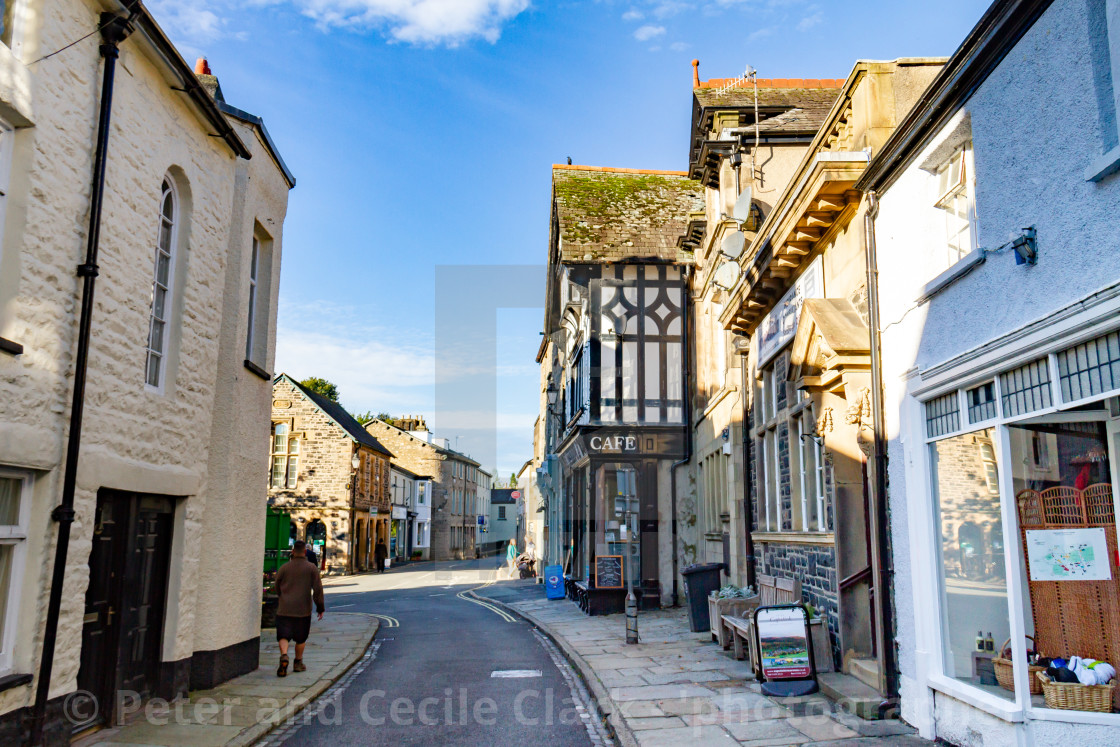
[560,428,686,466]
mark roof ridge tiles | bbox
[695,77,845,90]
[552,164,690,176]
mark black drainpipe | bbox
[31,13,135,745]
[864,191,900,716]
[668,267,693,607]
[738,342,757,589]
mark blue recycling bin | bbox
[544,565,565,600]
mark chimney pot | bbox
[195,57,211,75]
[692,59,700,88]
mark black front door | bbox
[76,490,174,728]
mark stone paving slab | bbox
[73,613,379,747]
[478,581,931,747]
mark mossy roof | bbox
[552,166,703,265]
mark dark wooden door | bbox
[76,491,173,728]
[118,497,173,697]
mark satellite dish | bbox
[712,261,741,291]
[732,186,754,223]
[720,230,746,259]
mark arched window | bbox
[145,178,177,388]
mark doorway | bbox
[75,490,174,730]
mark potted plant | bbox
[261,572,279,629]
[411,550,423,560]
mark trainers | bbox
[293,659,306,673]
[277,654,289,677]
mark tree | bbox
[353,411,376,425]
[510,472,518,489]
[300,377,339,403]
[376,412,397,426]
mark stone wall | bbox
[0,0,291,727]
[760,542,840,668]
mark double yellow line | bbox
[457,581,516,623]
[369,613,399,628]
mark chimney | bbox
[194,57,225,103]
[692,59,700,88]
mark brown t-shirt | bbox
[276,557,325,618]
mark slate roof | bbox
[552,165,704,265]
[694,78,843,118]
[283,375,394,457]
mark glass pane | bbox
[1009,420,1118,712]
[156,250,170,285]
[288,437,299,455]
[594,463,640,587]
[930,428,1012,701]
[146,352,161,387]
[149,319,164,354]
[0,545,10,648]
[162,187,174,220]
[999,359,1052,417]
[250,239,259,280]
[287,456,299,488]
[271,456,285,488]
[0,477,20,525]
[622,340,638,423]
[153,287,167,321]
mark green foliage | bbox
[510,472,518,488]
[376,412,397,426]
[353,411,376,426]
[300,377,340,403]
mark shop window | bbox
[1057,329,1120,403]
[270,422,299,489]
[1009,418,1120,711]
[999,358,1052,417]
[595,463,640,587]
[929,427,1012,701]
[926,391,961,439]
[934,142,975,267]
[967,381,997,423]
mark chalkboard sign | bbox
[594,555,624,589]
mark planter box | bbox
[809,617,834,673]
[709,594,760,648]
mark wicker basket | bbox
[993,637,1045,694]
[1037,672,1116,712]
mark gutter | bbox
[119,1,251,160]
[737,342,757,588]
[31,11,136,744]
[864,191,900,713]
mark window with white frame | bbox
[270,422,299,489]
[934,142,975,267]
[702,451,729,535]
[756,362,782,531]
[0,470,29,674]
[146,178,177,389]
[791,410,827,532]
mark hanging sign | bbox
[754,604,819,697]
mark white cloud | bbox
[633,24,666,41]
[151,0,531,48]
[747,26,775,42]
[650,1,687,18]
[797,10,823,30]
[669,41,689,52]
[622,8,644,21]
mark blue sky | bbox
[150,0,989,476]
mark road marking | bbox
[455,589,516,622]
[369,613,399,628]
[491,669,542,678]
[332,604,354,608]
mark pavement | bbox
[73,613,380,747]
[479,581,931,747]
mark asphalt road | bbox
[261,558,602,747]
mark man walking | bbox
[374,538,388,573]
[275,540,325,677]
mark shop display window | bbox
[929,427,1013,701]
[594,463,640,587]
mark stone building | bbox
[0,2,293,740]
[270,375,392,575]
[542,164,703,613]
[716,59,942,693]
[365,417,481,561]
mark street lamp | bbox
[546,380,559,414]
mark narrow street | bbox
[258,560,605,746]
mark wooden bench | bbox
[721,574,803,677]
